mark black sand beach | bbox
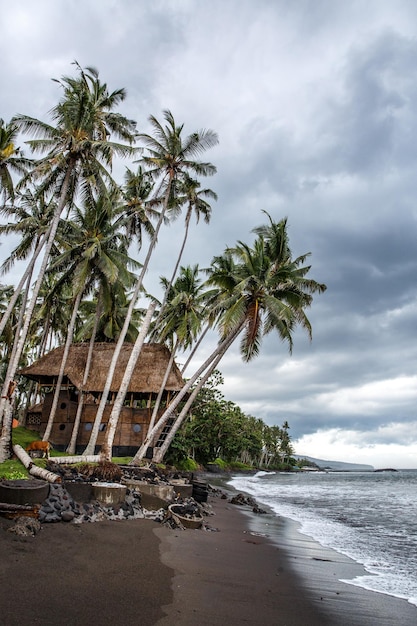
[1,489,416,626]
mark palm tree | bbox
[98,300,157,460]
[0,118,30,205]
[0,189,57,275]
[140,216,327,463]
[41,191,139,443]
[86,111,218,457]
[76,283,142,344]
[115,166,158,249]
[0,190,58,341]
[155,173,217,321]
[131,265,207,461]
[0,63,136,460]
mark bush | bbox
[210,458,253,471]
[175,457,199,471]
[228,460,253,470]
[212,457,228,470]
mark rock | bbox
[61,510,75,522]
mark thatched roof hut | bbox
[20,342,184,393]
[20,343,186,454]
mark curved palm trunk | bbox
[13,444,62,483]
[146,338,178,438]
[0,253,40,436]
[0,270,32,430]
[0,166,73,456]
[0,231,47,339]
[99,300,156,460]
[155,210,192,326]
[0,396,15,462]
[42,289,83,442]
[66,300,102,454]
[152,334,229,463]
[84,175,174,456]
[180,323,210,375]
[130,324,243,464]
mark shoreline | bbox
[155,489,332,625]
[213,472,417,625]
[1,475,416,625]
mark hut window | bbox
[60,402,67,410]
[59,424,66,431]
[84,423,93,431]
[27,414,41,426]
[132,424,141,433]
[99,424,106,432]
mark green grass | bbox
[0,459,29,479]
[11,426,41,449]
[0,426,134,479]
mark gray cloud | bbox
[1,0,416,466]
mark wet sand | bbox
[1,489,416,625]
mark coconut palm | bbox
[0,63,136,460]
[129,265,207,462]
[0,190,58,341]
[115,166,158,250]
[140,216,327,463]
[0,118,30,204]
[86,111,218,458]
[41,191,139,443]
[76,283,142,344]
[155,173,217,321]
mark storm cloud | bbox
[1,0,416,467]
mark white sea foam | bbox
[229,470,417,606]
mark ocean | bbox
[228,469,417,607]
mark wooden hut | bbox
[19,343,185,456]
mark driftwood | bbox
[0,502,40,518]
[51,455,101,464]
[12,445,61,483]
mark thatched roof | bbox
[19,343,185,394]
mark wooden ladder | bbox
[154,417,176,448]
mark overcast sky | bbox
[1,0,416,468]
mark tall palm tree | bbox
[0,192,58,406]
[86,111,218,457]
[131,265,207,461]
[0,63,136,460]
[0,190,58,341]
[41,191,139,443]
[98,300,157,460]
[155,173,217,322]
[139,216,327,463]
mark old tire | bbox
[0,479,50,505]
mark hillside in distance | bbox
[294,455,374,471]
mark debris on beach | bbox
[229,492,267,514]
[1,462,226,532]
[7,516,41,536]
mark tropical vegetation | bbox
[0,62,326,466]
[165,370,296,470]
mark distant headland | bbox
[294,455,374,471]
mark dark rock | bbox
[61,510,75,522]
[253,505,267,514]
[41,504,54,514]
